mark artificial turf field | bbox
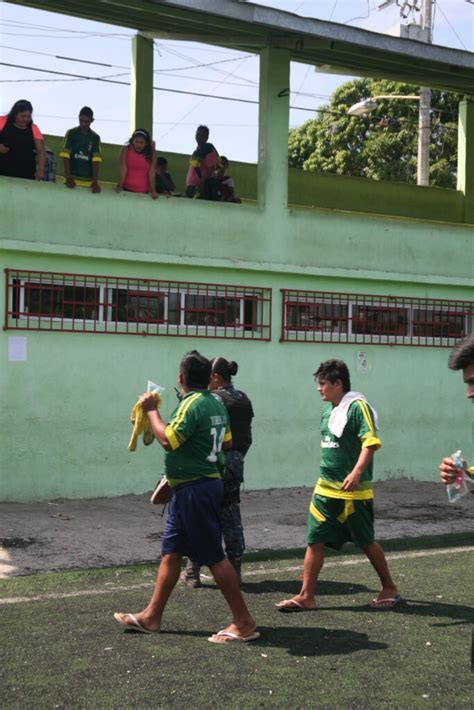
[1,536,473,709]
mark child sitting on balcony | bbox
[155,156,175,196]
[0,99,46,181]
[116,129,158,199]
[216,156,242,203]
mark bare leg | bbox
[362,542,397,601]
[276,543,324,610]
[208,557,256,637]
[115,552,182,632]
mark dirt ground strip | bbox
[1,480,473,577]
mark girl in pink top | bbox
[0,99,46,180]
[116,129,158,199]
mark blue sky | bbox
[1,0,472,163]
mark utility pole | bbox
[417,0,433,186]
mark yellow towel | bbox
[128,391,162,452]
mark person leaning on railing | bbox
[185,124,219,199]
[0,99,46,182]
[116,128,158,200]
[59,106,102,194]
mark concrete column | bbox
[457,99,474,223]
[258,47,290,211]
[457,99,474,195]
[130,33,154,136]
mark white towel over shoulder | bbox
[328,391,379,438]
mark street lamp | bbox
[347,94,430,186]
[347,95,420,116]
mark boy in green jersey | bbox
[277,359,400,612]
[59,106,102,192]
[114,351,259,643]
[439,334,474,484]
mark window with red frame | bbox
[5,269,271,341]
[281,289,473,347]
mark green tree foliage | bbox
[288,78,461,187]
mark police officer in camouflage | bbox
[180,357,254,586]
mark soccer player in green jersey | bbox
[277,359,400,612]
[439,334,474,484]
[114,351,259,643]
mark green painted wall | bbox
[1,177,472,501]
[2,178,472,285]
[44,134,473,225]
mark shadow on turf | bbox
[257,626,388,657]
[240,579,371,596]
[165,627,387,657]
[328,597,474,626]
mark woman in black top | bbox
[0,100,46,180]
[180,357,254,586]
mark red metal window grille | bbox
[281,289,473,347]
[5,269,272,341]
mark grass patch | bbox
[1,543,473,708]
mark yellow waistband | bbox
[314,478,374,500]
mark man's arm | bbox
[59,131,76,187]
[91,159,101,193]
[116,147,128,190]
[439,456,472,484]
[34,139,46,180]
[139,393,171,450]
[341,445,376,491]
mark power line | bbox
[0,18,130,35]
[156,54,255,73]
[33,113,259,127]
[0,44,117,68]
[0,44,259,88]
[158,53,253,140]
[344,0,372,24]
[157,44,259,88]
[0,62,320,113]
[435,0,469,50]
[0,42,333,100]
[0,20,242,53]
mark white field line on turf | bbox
[1,545,473,606]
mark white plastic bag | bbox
[147,380,165,397]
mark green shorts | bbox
[307,494,374,550]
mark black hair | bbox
[79,106,94,120]
[220,155,229,166]
[128,128,153,159]
[8,100,33,123]
[197,124,210,139]
[156,156,168,166]
[313,359,351,392]
[448,334,474,371]
[180,350,212,389]
[211,357,238,382]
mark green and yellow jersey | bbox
[59,126,102,185]
[165,389,231,487]
[315,399,381,501]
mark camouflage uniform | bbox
[180,385,253,585]
[221,450,245,559]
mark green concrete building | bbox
[1,0,473,501]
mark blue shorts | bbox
[161,477,225,567]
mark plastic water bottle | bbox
[446,450,469,503]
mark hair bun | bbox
[228,361,238,377]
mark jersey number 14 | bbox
[207,426,225,462]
